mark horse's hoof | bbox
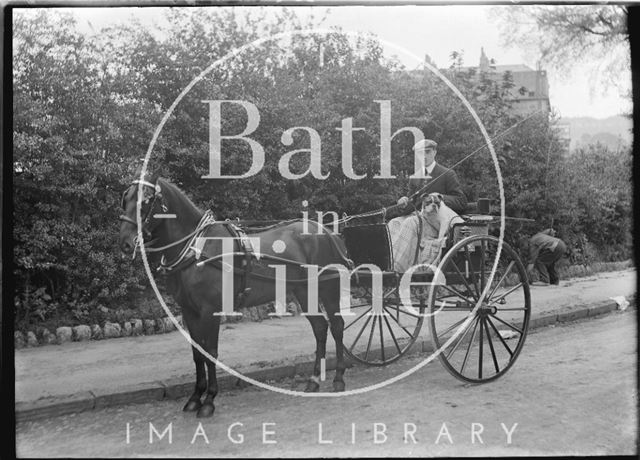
[183,399,202,412]
[196,403,215,418]
[304,381,320,392]
[333,381,345,392]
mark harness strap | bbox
[228,218,300,233]
[306,220,354,270]
[132,179,156,189]
[158,211,217,271]
[159,215,355,295]
[221,222,254,309]
[195,253,347,284]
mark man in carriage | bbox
[387,139,467,272]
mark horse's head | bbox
[118,176,167,257]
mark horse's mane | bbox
[157,178,205,217]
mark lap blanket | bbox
[387,206,463,273]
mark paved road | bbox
[16,311,637,457]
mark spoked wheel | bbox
[428,235,531,383]
[343,284,425,366]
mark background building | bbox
[477,48,550,117]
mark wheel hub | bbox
[478,302,497,316]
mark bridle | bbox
[118,179,220,271]
[118,179,168,258]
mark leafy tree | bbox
[490,5,629,96]
[13,8,632,331]
[552,144,632,262]
[13,11,154,328]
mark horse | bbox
[118,174,350,418]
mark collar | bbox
[426,162,437,175]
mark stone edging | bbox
[14,316,184,349]
[14,302,302,348]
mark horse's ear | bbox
[154,179,169,212]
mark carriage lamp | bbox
[477,198,491,214]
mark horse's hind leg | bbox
[295,288,328,392]
[321,287,347,392]
[183,346,207,412]
[328,313,346,392]
[305,316,328,392]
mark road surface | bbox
[16,311,637,457]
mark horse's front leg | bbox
[196,315,221,418]
[183,346,207,412]
[198,355,219,418]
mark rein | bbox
[157,211,218,272]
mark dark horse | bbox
[118,175,350,417]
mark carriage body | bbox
[341,216,491,280]
[339,206,531,383]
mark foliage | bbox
[13,11,147,330]
[13,9,633,330]
[490,5,629,96]
[551,144,633,263]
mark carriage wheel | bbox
[343,284,425,366]
[428,235,531,383]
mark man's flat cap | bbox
[413,139,438,150]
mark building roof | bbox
[457,64,538,75]
[492,64,535,73]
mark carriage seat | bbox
[463,198,492,216]
[341,200,493,274]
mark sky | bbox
[61,5,630,119]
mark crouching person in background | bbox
[525,228,567,286]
